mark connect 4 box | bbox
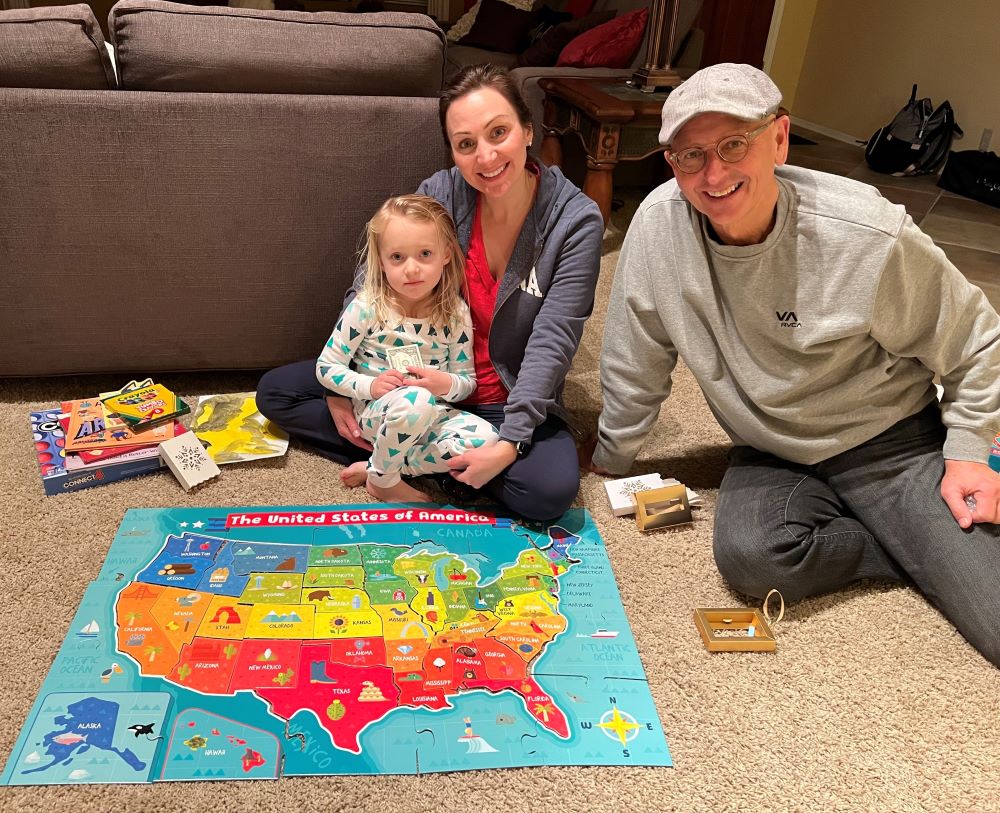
[30,409,164,496]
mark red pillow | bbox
[556,7,649,69]
[564,0,595,18]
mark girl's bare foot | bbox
[340,461,368,488]
[366,478,433,503]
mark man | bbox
[592,63,1000,666]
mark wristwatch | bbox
[504,439,531,457]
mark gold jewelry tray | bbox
[694,608,777,652]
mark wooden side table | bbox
[539,77,674,226]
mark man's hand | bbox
[447,440,518,489]
[325,394,373,451]
[403,366,452,398]
[370,370,405,400]
[941,459,1000,528]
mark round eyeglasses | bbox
[668,116,777,174]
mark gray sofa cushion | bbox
[111,0,445,95]
[0,4,116,90]
[0,88,447,376]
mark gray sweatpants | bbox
[713,404,1000,667]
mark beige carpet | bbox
[2,197,998,812]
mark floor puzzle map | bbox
[2,504,671,784]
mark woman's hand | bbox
[325,394,373,451]
[371,370,405,400]
[447,440,518,489]
[403,366,452,398]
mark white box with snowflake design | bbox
[159,431,221,491]
[604,473,668,517]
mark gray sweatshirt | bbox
[594,165,1000,474]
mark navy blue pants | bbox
[256,360,580,522]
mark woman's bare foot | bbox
[340,461,368,488]
[366,478,433,503]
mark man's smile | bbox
[705,182,744,198]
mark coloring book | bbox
[61,399,176,453]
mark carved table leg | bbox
[540,95,564,168]
[583,160,616,226]
[583,122,623,226]
[541,129,563,168]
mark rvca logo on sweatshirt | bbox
[776,310,801,328]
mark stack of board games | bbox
[31,408,165,496]
[30,379,188,496]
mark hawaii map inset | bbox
[2,505,671,783]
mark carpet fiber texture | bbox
[2,198,998,812]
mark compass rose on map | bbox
[597,707,641,746]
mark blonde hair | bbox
[360,194,466,327]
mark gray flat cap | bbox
[659,63,782,146]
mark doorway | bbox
[695,0,777,68]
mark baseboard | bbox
[790,117,864,146]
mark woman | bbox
[257,64,604,521]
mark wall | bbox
[765,0,817,112]
[789,0,999,146]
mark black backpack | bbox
[938,150,1000,209]
[865,85,962,176]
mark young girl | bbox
[316,194,498,503]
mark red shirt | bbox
[462,196,509,405]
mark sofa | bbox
[445,0,703,133]
[0,1,449,378]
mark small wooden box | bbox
[635,484,692,531]
[694,608,776,652]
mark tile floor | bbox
[787,125,1000,310]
